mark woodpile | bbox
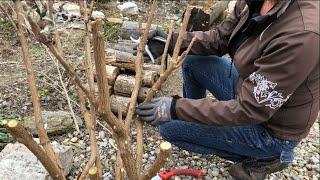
[92,43,160,116]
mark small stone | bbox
[310,156,319,164]
[70,137,78,143]
[117,2,139,15]
[209,167,220,177]
[98,131,106,139]
[149,156,156,161]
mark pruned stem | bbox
[125,0,159,131]
[89,167,99,180]
[142,142,172,180]
[136,6,193,175]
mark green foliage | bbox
[38,88,50,98]
[103,20,122,42]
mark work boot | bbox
[229,159,289,180]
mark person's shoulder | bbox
[296,0,319,35]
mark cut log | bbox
[105,48,161,72]
[115,70,159,88]
[114,74,150,101]
[93,65,119,86]
[106,49,135,63]
[120,21,159,39]
[105,65,120,85]
[110,95,130,116]
[107,62,160,72]
[113,40,136,54]
[142,70,159,87]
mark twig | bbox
[160,21,173,74]
[26,15,98,111]
[43,46,80,132]
[0,3,18,30]
[77,86,102,180]
[14,1,65,179]
[142,142,172,180]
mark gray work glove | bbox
[136,97,173,126]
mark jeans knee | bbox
[182,55,196,70]
[159,121,181,143]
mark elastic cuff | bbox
[170,95,181,120]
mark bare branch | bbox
[160,21,173,74]
[14,1,65,179]
[136,6,193,176]
[125,0,158,131]
[26,15,98,110]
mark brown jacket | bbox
[172,0,319,141]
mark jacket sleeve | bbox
[174,31,319,126]
[170,1,245,56]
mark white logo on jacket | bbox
[249,72,291,109]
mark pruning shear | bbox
[151,168,205,180]
[130,34,166,63]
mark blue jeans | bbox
[159,55,299,163]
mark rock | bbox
[117,2,139,15]
[70,137,78,143]
[0,141,73,180]
[23,111,83,135]
[92,11,105,20]
[310,156,319,164]
[98,131,106,139]
[210,167,220,177]
[61,2,80,17]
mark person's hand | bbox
[133,30,172,62]
[136,97,173,126]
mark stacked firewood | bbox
[93,40,161,116]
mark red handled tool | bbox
[151,168,205,180]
